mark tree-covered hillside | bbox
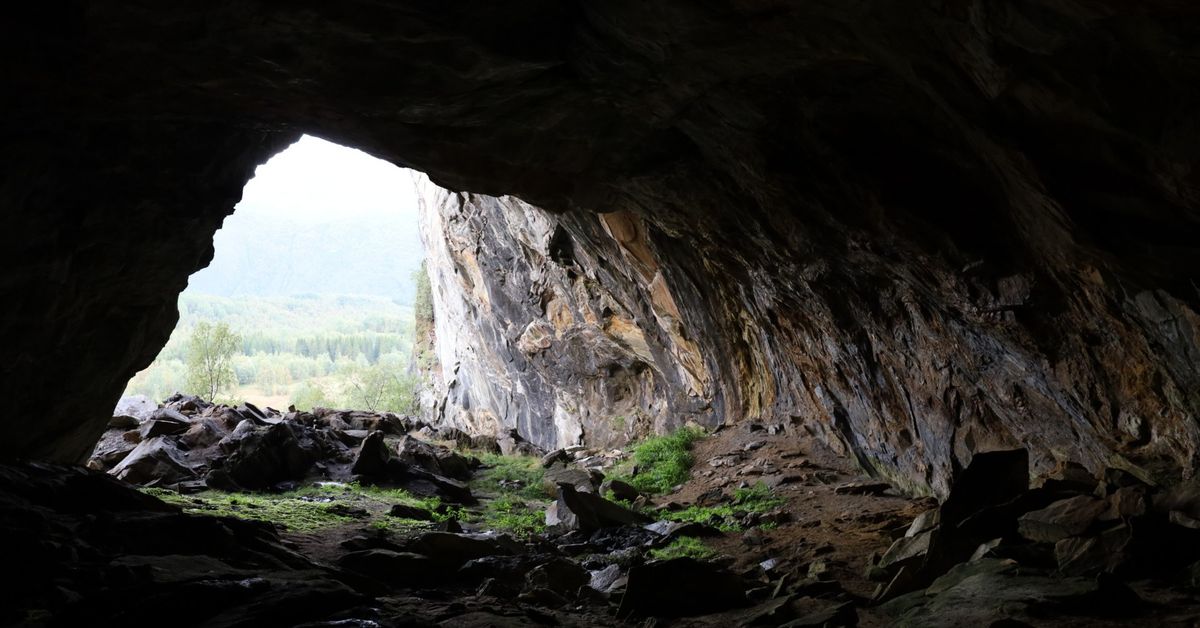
[125,293,418,409]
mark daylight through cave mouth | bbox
[124,135,431,414]
[6,2,1200,624]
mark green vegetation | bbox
[341,357,420,414]
[472,453,549,500]
[465,453,551,538]
[478,495,546,538]
[142,481,445,533]
[616,426,706,495]
[125,293,419,410]
[413,260,434,332]
[658,482,785,532]
[649,536,717,561]
[185,321,242,402]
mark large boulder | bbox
[112,395,157,425]
[207,421,341,490]
[395,435,474,481]
[351,430,401,478]
[547,483,650,532]
[109,436,196,485]
[86,428,138,471]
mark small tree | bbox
[342,360,418,414]
[185,321,241,401]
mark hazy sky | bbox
[236,135,420,222]
[185,135,426,298]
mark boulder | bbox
[602,478,640,502]
[1018,495,1107,543]
[139,408,191,439]
[880,530,933,569]
[1054,524,1134,576]
[396,435,473,481]
[113,395,158,422]
[940,449,1030,527]
[109,436,196,485]
[879,558,1140,626]
[336,549,433,585]
[163,393,211,414]
[548,483,651,532]
[404,467,475,503]
[388,503,434,521]
[179,417,228,449]
[544,461,599,496]
[88,428,138,470]
[351,430,398,478]
[588,564,624,593]
[644,520,722,540]
[108,414,140,430]
[497,429,541,457]
[525,558,589,598]
[207,421,337,490]
[399,532,514,568]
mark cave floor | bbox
[10,422,1200,626]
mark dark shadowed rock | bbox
[180,417,229,450]
[337,549,433,585]
[618,558,747,618]
[940,449,1030,527]
[1018,495,1107,543]
[549,484,650,533]
[351,430,396,478]
[388,503,434,521]
[399,532,514,568]
[208,421,340,490]
[396,435,473,481]
[602,478,640,502]
[109,436,196,485]
[87,428,138,470]
[525,557,589,598]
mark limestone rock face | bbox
[417,178,709,450]
[3,2,1199,497]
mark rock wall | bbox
[416,176,712,451]
[3,1,1199,498]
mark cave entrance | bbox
[121,135,432,415]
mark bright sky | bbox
[236,135,419,222]
[185,134,426,298]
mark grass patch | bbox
[142,481,447,533]
[649,536,717,561]
[472,453,549,500]
[659,482,785,532]
[143,488,357,532]
[615,426,706,495]
[478,495,546,538]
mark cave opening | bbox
[121,134,430,415]
[6,2,1200,625]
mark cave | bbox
[4,2,1200,626]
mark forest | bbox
[124,291,425,412]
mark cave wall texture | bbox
[4,1,1200,497]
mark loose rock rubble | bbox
[30,404,1198,625]
[89,394,475,502]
